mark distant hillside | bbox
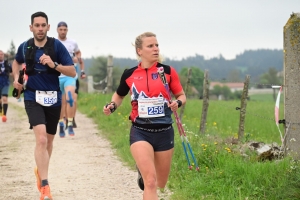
[83,49,283,81]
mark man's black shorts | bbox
[24,100,61,135]
[75,79,79,94]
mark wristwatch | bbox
[176,100,182,108]
[53,62,59,69]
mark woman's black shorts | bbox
[130,125,174,151]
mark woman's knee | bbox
[144,174,157,190]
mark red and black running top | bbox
[116,62,183,127]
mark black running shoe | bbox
[136,165,144,191]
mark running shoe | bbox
[34,167,41,192]
[68,125,75,136]
[40,185,52,200]
[136,165,144,191]
[2,115,7,122]
[59,121,65,138]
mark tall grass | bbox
[77,92,300,200]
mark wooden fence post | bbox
[238,75,250,141]
[199,70,209,134]
[180,68,192,120]
[87,76,94,93]
[283,13,300,159]
[106,55,113,93]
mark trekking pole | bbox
[157,67,199,171]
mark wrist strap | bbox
[106,101,117,113]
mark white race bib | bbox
[138,97,165,118]
[35,90,58,107]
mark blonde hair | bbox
[134,32,163,63]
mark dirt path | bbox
[0,98,144,200]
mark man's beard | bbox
[34,33,47,42]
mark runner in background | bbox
[57,21,84,136]
[0,50,12,122]
[73,56,86,127]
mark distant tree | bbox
[88,56,123,91]
[227,69,241,82]
[6,40,16,62]
[89,56,107,82]
[211,85,232,100]
[179,66,204,97]
[211,85,222,98]
[260,67,282,101]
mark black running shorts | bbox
[75,79,79,94]
[130,125,174,151]
[24,100,61,135]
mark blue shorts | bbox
[130,125,174,151]
[0,85,9,97]
[59,76,76,94]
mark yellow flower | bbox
[213,122,217,126]
[214,142,218,145]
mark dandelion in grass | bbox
[118,112,121,115]
[214,142,218,145]
[225,147,231,153]
[213,122,217,126]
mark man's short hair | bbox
[57,21,68,28]
[31,11,48,25]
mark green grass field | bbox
[77,92,300,200]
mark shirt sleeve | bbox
[15,42,26,64]
[55,40,74,66]
[116,69,130,96]
[74,41,79,53]
[169,67,183,95]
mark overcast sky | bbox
[1,0,298,60]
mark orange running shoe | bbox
[34,167,41,192]
[40,185,53,200]
[2,115,7,122]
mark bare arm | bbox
[167,90,186,112]
[39,54,76,77]
[53,64,76,77]
[75,50,85,76]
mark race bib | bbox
[138,97,165,118]
[35,90,58,107]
